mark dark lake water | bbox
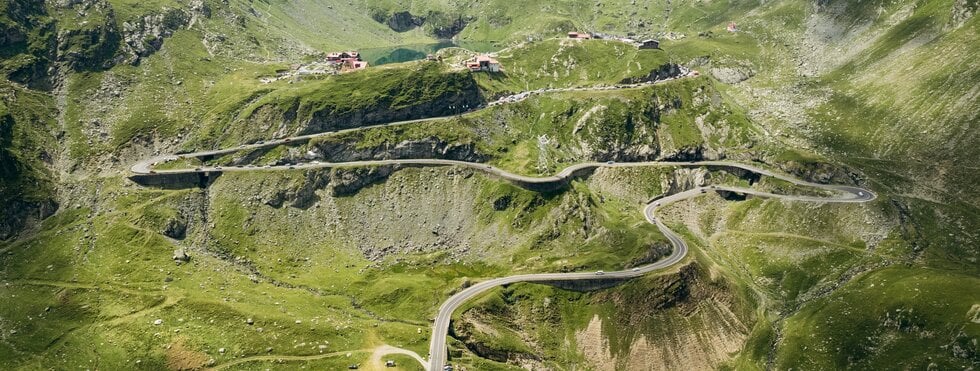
[358,41,500,66]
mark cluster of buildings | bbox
[326,51,369,72]
[567,31,660,49]
[464,55,501,72]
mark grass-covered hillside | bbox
[356,0,764,44]
[445,1,980,370]
[0,81,58,240]
[0,0,977,370]
[474,38,674,94]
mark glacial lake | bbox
[358,41,500,66]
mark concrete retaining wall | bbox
[129,172,221,189]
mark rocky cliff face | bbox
[308,137,487,163]
[373,9,471,38]
[385,11,424,32]
[1,1,55,89]
[619,63,684,84]
[0,198,58,240]
[49,0,192,72]
[117,8,190,65]
[451,263,751,370]
[252,136,488,207]
[50,0,120,71]
[577,264,750,371]
[0,98,58,240]
[303,79,483,134]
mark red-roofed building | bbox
[327,51,360,62]
[465,55,501,72]
[341,59,369,73]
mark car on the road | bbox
[215,166,222,170]
[858,191,865,196]
[700,189,707,194]
[288,166,295,169]
[632,267,640,272]
[595,270,604,275]
[256,140,265,144]
[283,138,291,142]
[194,168,202,171]
[606,161,614,165]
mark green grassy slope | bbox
[0,81,58,240]
[475,38,673,93]
[357,0,764,44]
[0,0,977,370]
[442,1,980,369]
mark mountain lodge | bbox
[465,55,501,72]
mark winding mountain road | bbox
[131,96,875,371]
[425,180,872,370]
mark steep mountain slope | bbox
[0,0,977,370]
[445,1,980,370]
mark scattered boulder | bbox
[492,195,512,210]
[162,217,187,239]
[710,66,755,84]
[173,249,190,264]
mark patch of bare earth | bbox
[166,339,210,371]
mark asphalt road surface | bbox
[131,101,875,371]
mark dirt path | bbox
[208,350,368,370]
[367,344,427,370]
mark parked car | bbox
[595,270,605,275]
